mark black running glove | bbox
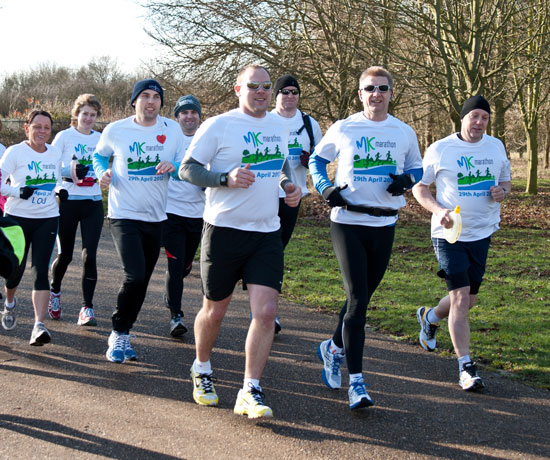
[19,186,37,200]
[56,189,69,202]
[75,163,90,180]
[322,185,348,207]
[386,173,414,196]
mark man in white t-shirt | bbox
[163,95,204,338]
[93,79,183,364]
[412,95,511,391]
[269,74,323,333]
[310,66,423,410]
[179,64,301,419]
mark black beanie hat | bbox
[131,79,164,107]
[460,95,490,119]
[274,75,301,96]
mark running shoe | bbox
[123,334,137,361]
[317,339,344,389]
[106,331,127,363]
[459,362,485,391]
[48,291,62,320]
[29,322,51,346]
[274,316,282,334]
[234,384,273,419]
[170,314,188,337]
[190,367,218,406]
[417,306,439,352]
[1,297,17,331]
[77,307,97,326]
[348,381,374,410]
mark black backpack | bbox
[296,112,315,153]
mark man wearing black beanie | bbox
[269,74,323,334]
[93,79,186,363]
[412,95,511,391]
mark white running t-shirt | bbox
[421,133,511,241]
[95,115,185,222]
[166,133,205,218]
[52,126,101,198]
[315,112,422,227]
[0,141,62,218]
[270,109,322,198]
[185,109,289,232]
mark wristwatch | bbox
[220,172,229,186]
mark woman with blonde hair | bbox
[49,94,103,326]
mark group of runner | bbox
[0,64,510,417]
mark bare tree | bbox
[143,0,388,122]
[510,0,550,194]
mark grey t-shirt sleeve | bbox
[178,156,224,188]
[279,157,291,191]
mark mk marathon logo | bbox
[129,141,146,155]
[27,160,42,174]
[356,136,376,153]
[74,144,88,155]
[457,156,474,171]
[243,131,263,148]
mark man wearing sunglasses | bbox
[270,74,323,333]
[412,95,511,391]
[179,64,301,419]
[309,66,423,410]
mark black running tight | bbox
[50,199,103,307]
[330,222,395,374]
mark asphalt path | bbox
[1,222,549,459]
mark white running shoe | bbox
[459,362,485,391]
[48,291,62,320]
[29,322,51,346]
[77,307,97,326]
[317,339,344,389]
[348,381,374,410]
[417,306,439,352]
[1,297,17,331]
[234,384,273,419]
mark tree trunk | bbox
[525,124,538,194]
[545,117,550,169]
[492,98,506,151]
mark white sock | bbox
[458,355,471,371]
[427,308,441,324]
[193,359,212,375]
[5,299,15,309]
[329,340,343,355]
[349,373,363,385]
[243,378,261,391]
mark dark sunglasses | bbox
[362,84,391,93]
[245,81,272,90]
[279,89,299,95]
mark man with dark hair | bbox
[179,64,301,418]
[93,79,185,363]
[412,95,511,391]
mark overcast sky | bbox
[0,0,160,75]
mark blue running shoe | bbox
[348,381,374,410]
[123,334,137,361]
[317,339,344,389]
[106,331,126,363]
